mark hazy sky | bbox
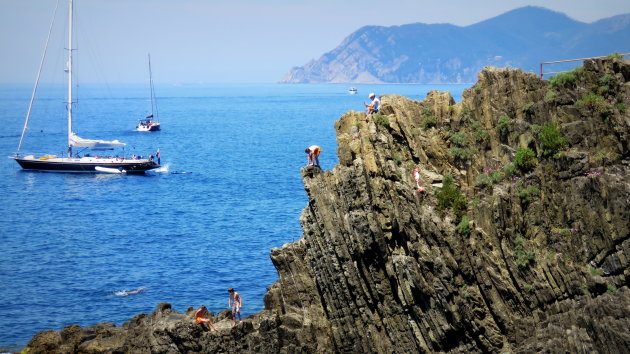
[1,0,629,84]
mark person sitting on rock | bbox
[305,145,321,167]
[194,305,217,332]
[364,93,380,121]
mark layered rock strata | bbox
[25,58,630,353]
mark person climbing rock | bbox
[305,145,321,167]
[413,167,424,193]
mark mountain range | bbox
[281,6,630,83]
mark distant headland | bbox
[281,6,630,83]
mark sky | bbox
[1,0,629,84]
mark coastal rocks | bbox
[24,58,630,353]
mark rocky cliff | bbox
[24,58,630,353]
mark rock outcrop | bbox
[24,58,630,353]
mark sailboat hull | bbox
[136,122,161,132]
[14,156,159,174]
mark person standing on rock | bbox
[228,288,243,327]
[364,92,380,121]
[305,145,321,167]
[195,305,218,332]
[413,167,424,193]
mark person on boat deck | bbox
[305,145,321,167]
[228,288,243,327]
[194,305,218,332]
[364,93,380,120]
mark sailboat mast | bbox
[67,0,73,156]
[148,53,158,120]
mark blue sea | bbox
[0,83,465,350]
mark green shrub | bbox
[597,85,610,95]
[576,93,612,117]
[606,52,623,60]
[450,132,467,145]
[598,74,615,87]
[422,115,437,130]
[422,106,437,130]
[514,235,536,268]
[393,152,402,165]
[450,147,474,160]
[471,121,489,144]
[497,115,511,138]
[503,162,518,179]
[544,90,557,102]
[589,266,603,276]
[461,285,472,298]
[537,122,568,157]
[514,147,537,173]
[576,92,605,107]
[475,173,492,188]
[549,67,583,88]
[491,170,503,183]
[374,113,390,126]
[518,185,540,204]
[617,102,627,113]
[459,108,472,122]
[457,216,471,237]
[607,285,618,293]
[435,174,468,221]
[522,102,535,114]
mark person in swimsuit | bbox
[228,288,242,327]
[115,286,147,296]
[305,145,321,167]
[194,305,217,332]
[413,167,424,193]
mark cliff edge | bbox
[25,57,630,353]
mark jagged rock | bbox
[23,58,630,353]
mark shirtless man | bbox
[228,288,243,327]
[194,305,217,332]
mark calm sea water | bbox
[0,83,465,349]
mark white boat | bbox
[12,0,160,174]
[349,87,358,94]
[136,54,161,132]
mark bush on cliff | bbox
[457,216,471,237]
[548,66,584,88]
[535,122,569,157]
[374,112,390,127]
[514,147,537,174]
[435,174,467,221]
[514,235,536,268]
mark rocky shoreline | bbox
[23,57,630,353]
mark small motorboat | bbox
[348,87,358,94]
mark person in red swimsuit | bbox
[194,305,217,332]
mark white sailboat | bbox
[136,54,161,132]
[13,0,160,173]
